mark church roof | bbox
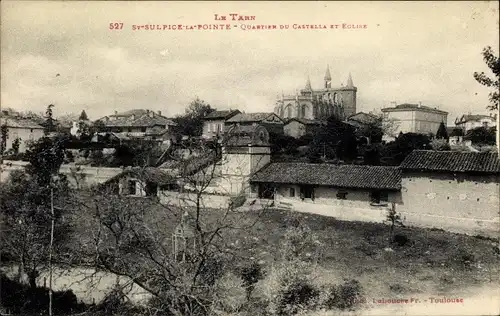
[346,73,354,88]
[381,104,448,115]
[305,76,312,90]
[324,65,332,81]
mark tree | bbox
[173,97,215,137]
[464,126,496,145]
[0,136,70,291]
[79,110,89,121]
[431,139,451,151]
[308,116,359,162]
[385,202,403,243]
[11,138,21,154]
[69,132,272,316]
[380,133,431,165]
[43,104,57,135]
[436,122,449,140]
[1,123,8,154]
[474,46,499,111]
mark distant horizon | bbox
[1,1,499,125]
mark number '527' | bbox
[110,23,124,30]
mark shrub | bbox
[392,234,409,247]
[323,279,363,310]
[230,194,247,208]
[240,262,265,299]
[212,272,247,314]
[431,139,451,151]
[278,279,320,315]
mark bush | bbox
[431,139,451,151]
[278,279,320,315]
[392,234,409,247]
[0,273,86,315]
[323,279,363,310]
[212,272,247,314]
[240,262,265,299]
[230,194,247,208]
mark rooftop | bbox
[204,109,241,120]
[98,109,176,128]
[456,114,497,123]
[0,116,44,129]
[226,112,283,123]
[400,150,500,174]
[381,103,448,115]
[251,162,401,190]
[285,118,325,126]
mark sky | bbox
[1,1,499,124]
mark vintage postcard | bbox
[1,1,499,316]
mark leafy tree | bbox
[43,104,57,135]
[78,110,89,121]
[474,46,499,110]
[380,133,431,165]
[431,139,451,151]
[464,126,496,145]
[436,122,449,140]
[308,116,358,162]
[385,202,404,243]
[173,97,215,137]
[11,137,21,154]
[1,123,8,153]
[0,136,70,291]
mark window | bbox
[128,180,137,195]
[370,190,388,204]
[207,123,211,132]
[289,187,295,197]
[336,190,348,200]
[300,185,314,200]
[30,129,34,133]
[287,106,292,118]
[141,127,147,132]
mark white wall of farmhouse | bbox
[398,172,499,237]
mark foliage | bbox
[278,279,320,315]
[79,110,89,121]
[173,97,215,137]
[436,121,449,139]
[0,273,86,315]
[431,139,451,151]
[43,104,57,135]
[0,123,7,153]
[363,144,381,165]
[464,126,496,145]
[385,202,404,242]
[474,46,499,110]
[11,137,21,154]
[0,135,71,291]
[380,132,431,165]
[269,132,300,157]
[230,194,247,209]
[323,279,363,310]
[111,140,163,167]
[240,262,265,300]
[307,116,359,162]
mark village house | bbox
[225,112,285,135]
[283,118,325,139]
[398,150,499,237]
[250,162,402,222]
[381,103,448,141]
[0,111,45,154]
[96,109,177,140]
[202,109,241,139]
[455,113,497,133]
[101,167,174,197]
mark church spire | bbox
[346,72,354,88]
[324,65,332,88]
[305,76,312,90]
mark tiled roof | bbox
[204,110,241,120]
[456,114,495,123]
[0,116,44,129]
[285,118,325,126]
[347,112,379,125]
[251,162,402,190]
[400,150,500,174]
[98,109,176,128]
[381,104,448,115]
[226,112,282,123]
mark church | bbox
[274,66,357,121]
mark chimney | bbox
[418,101,422,107]
[114,110,118,115]
[105,116,109,122]
[390,101,397,107]
[157,110,161,116]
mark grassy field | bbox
[65,196,499,313]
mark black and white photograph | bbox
[1,1,499,315]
